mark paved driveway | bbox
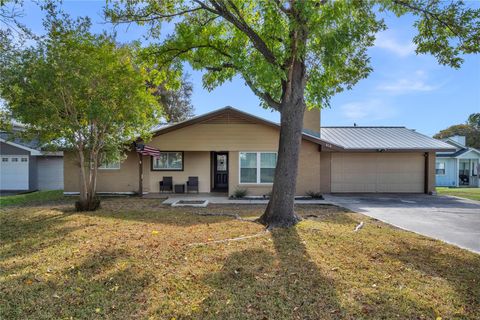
[324,194,480,254]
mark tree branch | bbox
[111,6,204,24]
[206,0,281,68]
[243,75,281,110]
[393,0,462,38]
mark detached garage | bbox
[0,135,63,192]
[1,155,30,190]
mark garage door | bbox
[37,157,64,190]
[0,155,29,190]
[331,153,424,193]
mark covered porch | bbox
[458,158,480,187]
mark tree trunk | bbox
[75,149,100,211]
[258,61,307,228]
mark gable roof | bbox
[0,136,42,155]
[151,106,344,150]
[437,147,480,158]
[318,127,455,152]
[149,107,455,152]
[442,137,466,149]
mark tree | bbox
[148,74,194,122]
[0,8,163,210]
[434,113,480,149]
[107,1,480,227]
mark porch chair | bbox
[160,176,173,193]
[186,176,199,193]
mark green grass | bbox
[437,187,480,201]
[1,198,479,319]
[0,190,65,207]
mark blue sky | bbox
[13,0,480,137]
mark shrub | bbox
[306,191,323,199]
[233,188,248,199]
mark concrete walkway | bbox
[325,194,480,254]
[161,193,333,205]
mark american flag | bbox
[134,142,161,157]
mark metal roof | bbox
[0,132,40,149]
[318,127,455,151]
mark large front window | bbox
[152,152,183,171]
[240,152,277,184]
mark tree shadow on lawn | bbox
[73,200,243,227]
[386,238,480,316]
[186,227,345,320]
[1,248,152,320]
[76,199,355,228]
[0,208,85,262]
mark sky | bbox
[10,0,480,137]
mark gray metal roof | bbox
[317,127,455,151]
[0,132,40,149]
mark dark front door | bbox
[213,152,228,191]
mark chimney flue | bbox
[303,108,321,134]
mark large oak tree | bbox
[107,0,480,227]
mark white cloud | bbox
[340,99,397,121]
[374,31,415,57]
[377,70,440,94]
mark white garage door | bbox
[37,157,64,190]
[331,153,425,193]
[0,155,29,190]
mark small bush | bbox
[233,188,248,199]
[306,191,323,199]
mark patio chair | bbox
[186,176,199,193]
[160,176,173,193]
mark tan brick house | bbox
[64,107,454,196]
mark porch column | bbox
[138,153,143,196]
[456,158,460,187]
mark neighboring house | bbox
[63,107,454,196]
[436,135,480,187]
[0,127,64,192]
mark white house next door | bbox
[0,155,29,190]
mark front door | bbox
[213,152,228,191]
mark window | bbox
[99,161,120,170]
[152,152,183,171]
[21,158,28,162]
[436,161,446,175]
[2,158,8,162]
[240,152,277,184]
[11,158,18,162]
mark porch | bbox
[458,158,480,187]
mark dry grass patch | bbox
[1,198,479,319]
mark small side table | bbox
[174,184,185,193]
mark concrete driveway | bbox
[324,194,480,254]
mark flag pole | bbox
[138,152,143,197]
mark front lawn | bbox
[437,187,480,201]
[0,190,65,207]
[1,198,479,319]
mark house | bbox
[63,106,454,196]
[0,126,64,192]
[436,135,480,188]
